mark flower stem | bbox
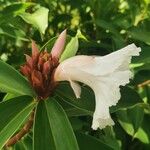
[5,110,35,147]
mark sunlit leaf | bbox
[19,6,49,34]
[116,105,144,137]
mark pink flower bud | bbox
[51,29,67,59]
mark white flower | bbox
[54,44,141,130]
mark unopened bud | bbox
[51,29,67,59]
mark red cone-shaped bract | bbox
[21,41,59,100]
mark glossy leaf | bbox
[117,109,135,136]
[60,36,78,62]
[0,96,35,149]
[0,60,35,97]
[127,105,144,133]
[134,115,150,145]
[116,105,144,137]
[3,93,20,101]
[33,98,79,150]
[55,83,94,115]
[55,83,143,115]
[19,6,49,34]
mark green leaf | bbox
[132,46,150,64]
[127,105,144,133]
[95,19,124,48]
[0,60,35,97]
[134,115,150,144]
[101,127,121,150]
[19,6,49,34]
[33,98,79,150]
[110,87,143,113]
[116,105,144,137]
[0,96,35,149]
[116,109,135,137]
[60,36,78,62]
[22,135,33,150]
[0,24,29,41]
[0,3,35,25]
[75,132,113,150]
[128,28,150,45]
[66,107,89,117]
[69,118,85,131]
[3,93,20,101]
[55,83,143,115]
[55,83,95,115]
[55,97,88,116]
[14,141,27,150]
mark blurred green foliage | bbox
[0,0,150,150]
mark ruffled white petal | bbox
[60,43,140,76]
[92,113,114,130]
[54,43,141,130]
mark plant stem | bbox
[5,110,35,147]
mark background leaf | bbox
[116,105,144,137]
[75,132,113,150]
[20,6,49,35]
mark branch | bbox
[5,110,35,147]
